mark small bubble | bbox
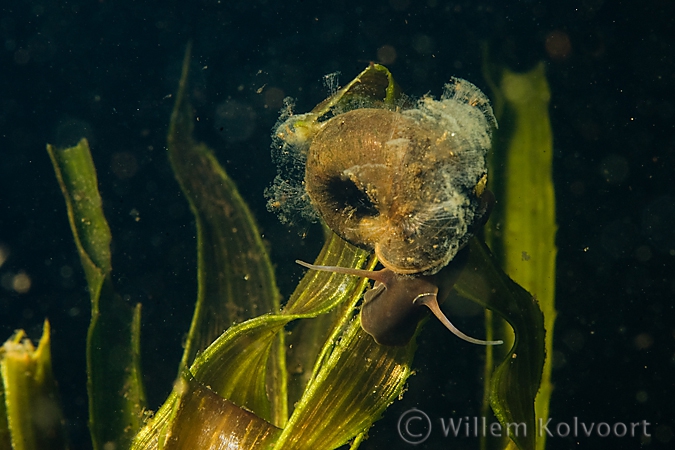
[13,48,30,65]
[111,152,139,179]
[634,333,653,350]
[377,45,397,65]
[412,34,435,55]
[1,272,14,291]
[12,272,31,293]
[562,329,585,352]
[389,0,410,11]
[599,154,629,185]
[54,118,94,148]
[263,87,285,110]
[129,208,140,222]
[214,100,257,142]
[552,350,567,369]
[636,390,648,403]
[635,245,652,262]
[60,265,73,279]
[569,180,585,196]
[0,244,9,267]
[655,425,673,444]
[545,30,572,61]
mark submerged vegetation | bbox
[0,45,555,450]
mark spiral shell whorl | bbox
[269,77,496,275]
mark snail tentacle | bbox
[413,293,503,346]
[295,260,390,284]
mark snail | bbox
[268,69,501,346]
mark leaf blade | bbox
[47,139,146,450]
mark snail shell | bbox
[304,79,496,275]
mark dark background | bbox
[1,0,674,449]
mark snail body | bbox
[269,69,499,346]
[296,247,502,346]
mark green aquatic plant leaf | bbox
[134,233,417,450]
[0,321,68,450]
[487,63,557,450]
[480,60,556,450]
[454,238,545,450]
[284,226,364,407]
[163,377,282,449]
[169,44,284,369]
[132,232,387,449]
[272,310,415,450]
[0,368,8,450]
[47,138,145,450]
[310,62,401,118]
[168,44,287,425]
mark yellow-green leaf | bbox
[481,60,557,450]
[47,139,145,450]
[168,43,287,426]
[0,321,68,450]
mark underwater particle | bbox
[13,47,30,65]
[545,30,572,61]
[0,243,8,268]
[110,151,139,179]
[263,87,285,110]
[599,154,629,184]
[551,350,567,369]
[655,424,674,444]
[561,329,585,352]
[214,99,257,143]
[389,0,411,11]
[130,208,141,222]
[642,195,675,254]
[600,218,638,259]
[634,333,653,350]
[54,118,94,148]
[60,265,73,279]
[377,45,397,65]
[635,245,652,262]
[569,180,585,196]
[12,271,31,293]
[412,34,435,55]
[1,272,14,291]
[635,390,648,403]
